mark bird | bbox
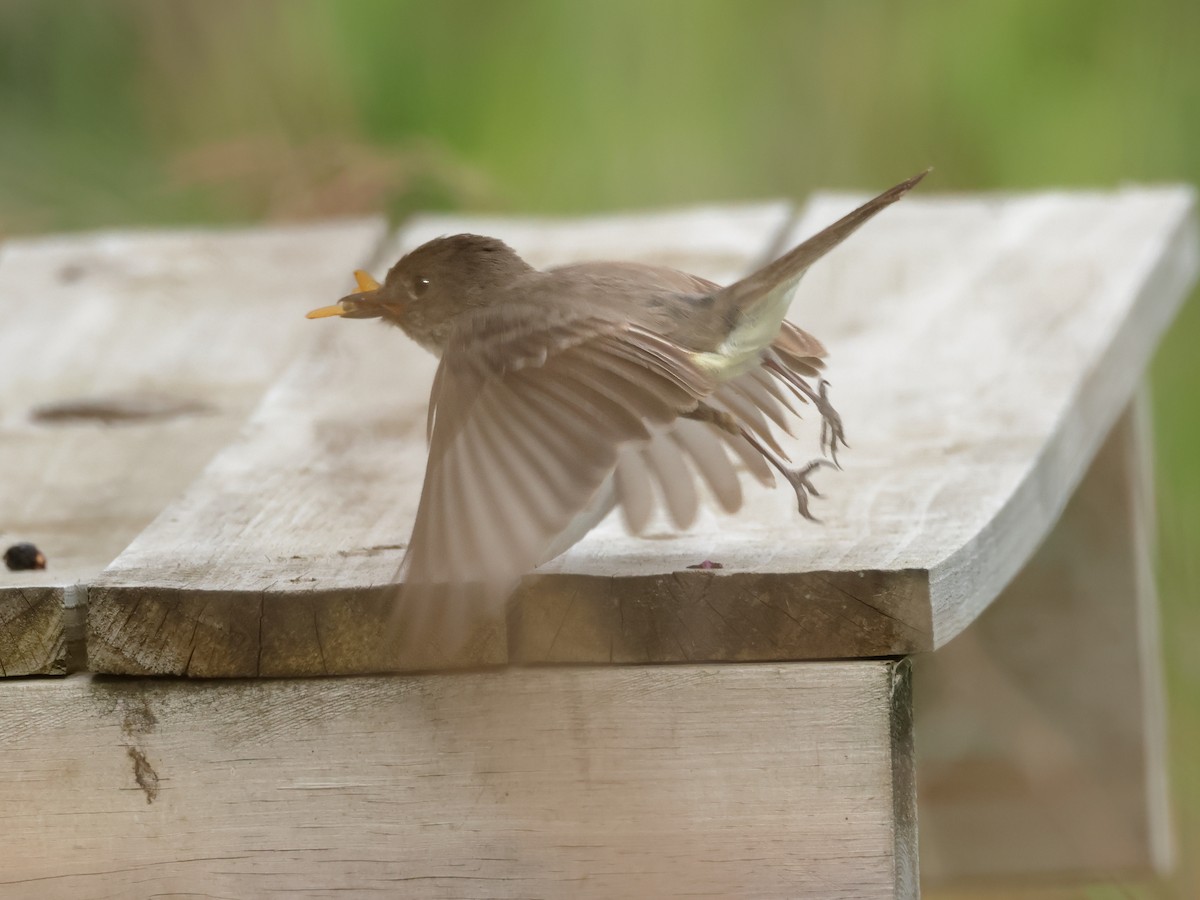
[307,170,927,658]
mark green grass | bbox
[2,2,1198,895]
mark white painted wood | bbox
[85,190,1198,674]
[915,393,1173,882]
[0,660,916,899]
[0,220,385,675]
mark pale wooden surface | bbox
[0,220,384,675]
[915,393,1172,883]
[86,189,1198,675]
[0,660,916,900]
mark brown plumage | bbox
[307,171,927,656]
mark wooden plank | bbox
[0,660,916,900]
[526,187,1198,659]
[87,190,1198,675]
[915,392,1173,883]
[0,220,384,675]
[87,204,795,675]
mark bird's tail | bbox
[713,169,929,322]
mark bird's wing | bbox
[395,304,714,655]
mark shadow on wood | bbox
[915,394,1172,884]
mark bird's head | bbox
[307,234,533,354]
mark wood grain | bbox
[86,190,1198,675]
[0,220,384,675]
[915,392,1173,883]
[0,660,916,900]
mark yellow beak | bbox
[353,270,381,292]
[305,305,347,319]
[306,270,382,319]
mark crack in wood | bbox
[812,573,925,639]
[545,588,580,657]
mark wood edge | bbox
[86,569,931,677]
[87,584,261,677]
[888,658,920,899]
[85,583,506,677]
[927,191,1200,648]
[0,584,68,676]
[1129,385,1176,873]
[511,568,934,664]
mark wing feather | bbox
[717,430,776,487]
[670,419,742,513]
[640,434,699,530]
[748,367,803,417]
[726,371,796,435]
[614,446,655,534]
[396,308,713,656]
[396,301,842,660]
[710,383,787,456]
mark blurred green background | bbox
[1,1,1196,896]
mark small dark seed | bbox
[4,542,47,571]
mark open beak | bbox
[306,270,389,319]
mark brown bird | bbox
[308,171,927,653]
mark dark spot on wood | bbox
[31,393,213,425]
[57,263,86,283]
[120,696,157,738]
[4,542,46,571]
[125,745,160,804]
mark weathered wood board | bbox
[530,187,1198,659]
[86,189,1199,675]
[0,660,916,900]
[0,220,384,675]
[916,394,1172,882]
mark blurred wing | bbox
[772,320,826,377]
[395,305,714,654]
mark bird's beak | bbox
[306,270,390,320]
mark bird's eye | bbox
[410,276,430,299]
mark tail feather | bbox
[714,169,929,319]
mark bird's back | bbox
[528,261,736,352]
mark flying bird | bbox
[307,171,927,656]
